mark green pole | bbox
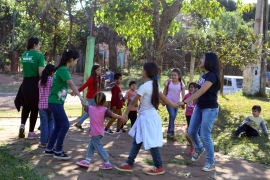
[82,36,95,115]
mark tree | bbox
[185,11,260,95]
[96,0,222,75]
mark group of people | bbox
[15,37,269,176]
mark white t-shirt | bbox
[137,80,161,112]
[165,80,185,104]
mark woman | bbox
[16,37,45,139]
[179,52,220,172]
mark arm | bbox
[67,80,85,103]
[123,94,141,118]
[261,120,269,135]
[162,85,168,96]
[111,113,126,121]
[159,92,179,108]
[243,117,250,125]
[78,76,93,92]
[181,86,186,101]
[38,67,44,77]
[180,81,213,105]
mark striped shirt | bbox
[38,76,53,109]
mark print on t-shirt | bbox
[198,77,205,87]
[22,53,34,63]
[58,88,68,101]
[119,92,123,100]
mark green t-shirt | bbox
[48,66,71,104]
[22,50,45,77]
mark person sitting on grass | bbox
[234,105,268,137]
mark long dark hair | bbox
[143,62,159,109]
[40,64,55,87]
[55,49,79,71]
[204,52,221,90]
[171,68,182,82]
[90,64,101,90]
[27,37,39,50]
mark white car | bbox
[223,75,243,95]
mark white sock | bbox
[105,161,110,164]
[85,157,91,162]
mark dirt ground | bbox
[1,73,270,180]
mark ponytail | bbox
[55,49,79,71]
[40,64,55,87]
[151,76,159,110]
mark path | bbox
[0,118,269,180]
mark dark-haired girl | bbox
[17,37,45,139]
[44,49,85,159]
[38,64,55,147]
[162,68,186,137]
[73,64,101,130]
[115,62,180,175]
[179,52,220,172]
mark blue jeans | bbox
[166,105,179,134]
[188,106,218,164]
[78,98,96,124]
[86,136,109,160]
[46,103,70,152]
[126,138,163,168]
[39,108,54,145]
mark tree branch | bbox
[159,0,168,9]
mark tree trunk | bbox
[260,0,268,97]
[108,40,117,72]
[67,0,72,49]
[189,54,195,83]
[220,66,224,95]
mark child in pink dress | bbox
[76,92,125,169]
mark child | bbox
[234,105,268,137]
[183,82,198,155]
[73,64,101,130]
[124,81,138,128]
[104,73,124,134]
[76,92,126,169]
[162,68,185,137]
[44,49,85,160]
[104,68,114,88]
[38,64,55,147]
[115,62,181,175]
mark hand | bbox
[121,114,128,124]
[247,122,251,126]
[70,91,76,96]
[161,101,165,106]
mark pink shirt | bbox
[38,76,53,109]
[183,93,196,116]
[165,80,185,104]
[124,90,138,111]
[85,105,112,136]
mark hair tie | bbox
[152,76,158,81]
[66,49,69,52]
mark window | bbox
[236,79,243,88]
[224,78,232,86]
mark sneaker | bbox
[76,160,90,168]
[18,125,25,138]
[116,129,123,134]
[189,147,195,155]
[38,143,46,148]
[144,167,165,175]
[99,162,113,170]
[74,123,84,131]
[191,149,205,162]
[202,163,215,172]
[115,163,133,172]
[44,149,54,156]
[167,131,171,136]
[105,129,114,135]
[53,152,71,160]
[240,133,247,138]
[27,132,37,139]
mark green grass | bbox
[0,144,48,180]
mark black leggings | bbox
[21,106,39,132]
[128,111,137,127]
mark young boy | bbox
[124,81,138,128]
[104,73,124,134]
[234,105,268,137]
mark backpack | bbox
[166,80,183,94]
